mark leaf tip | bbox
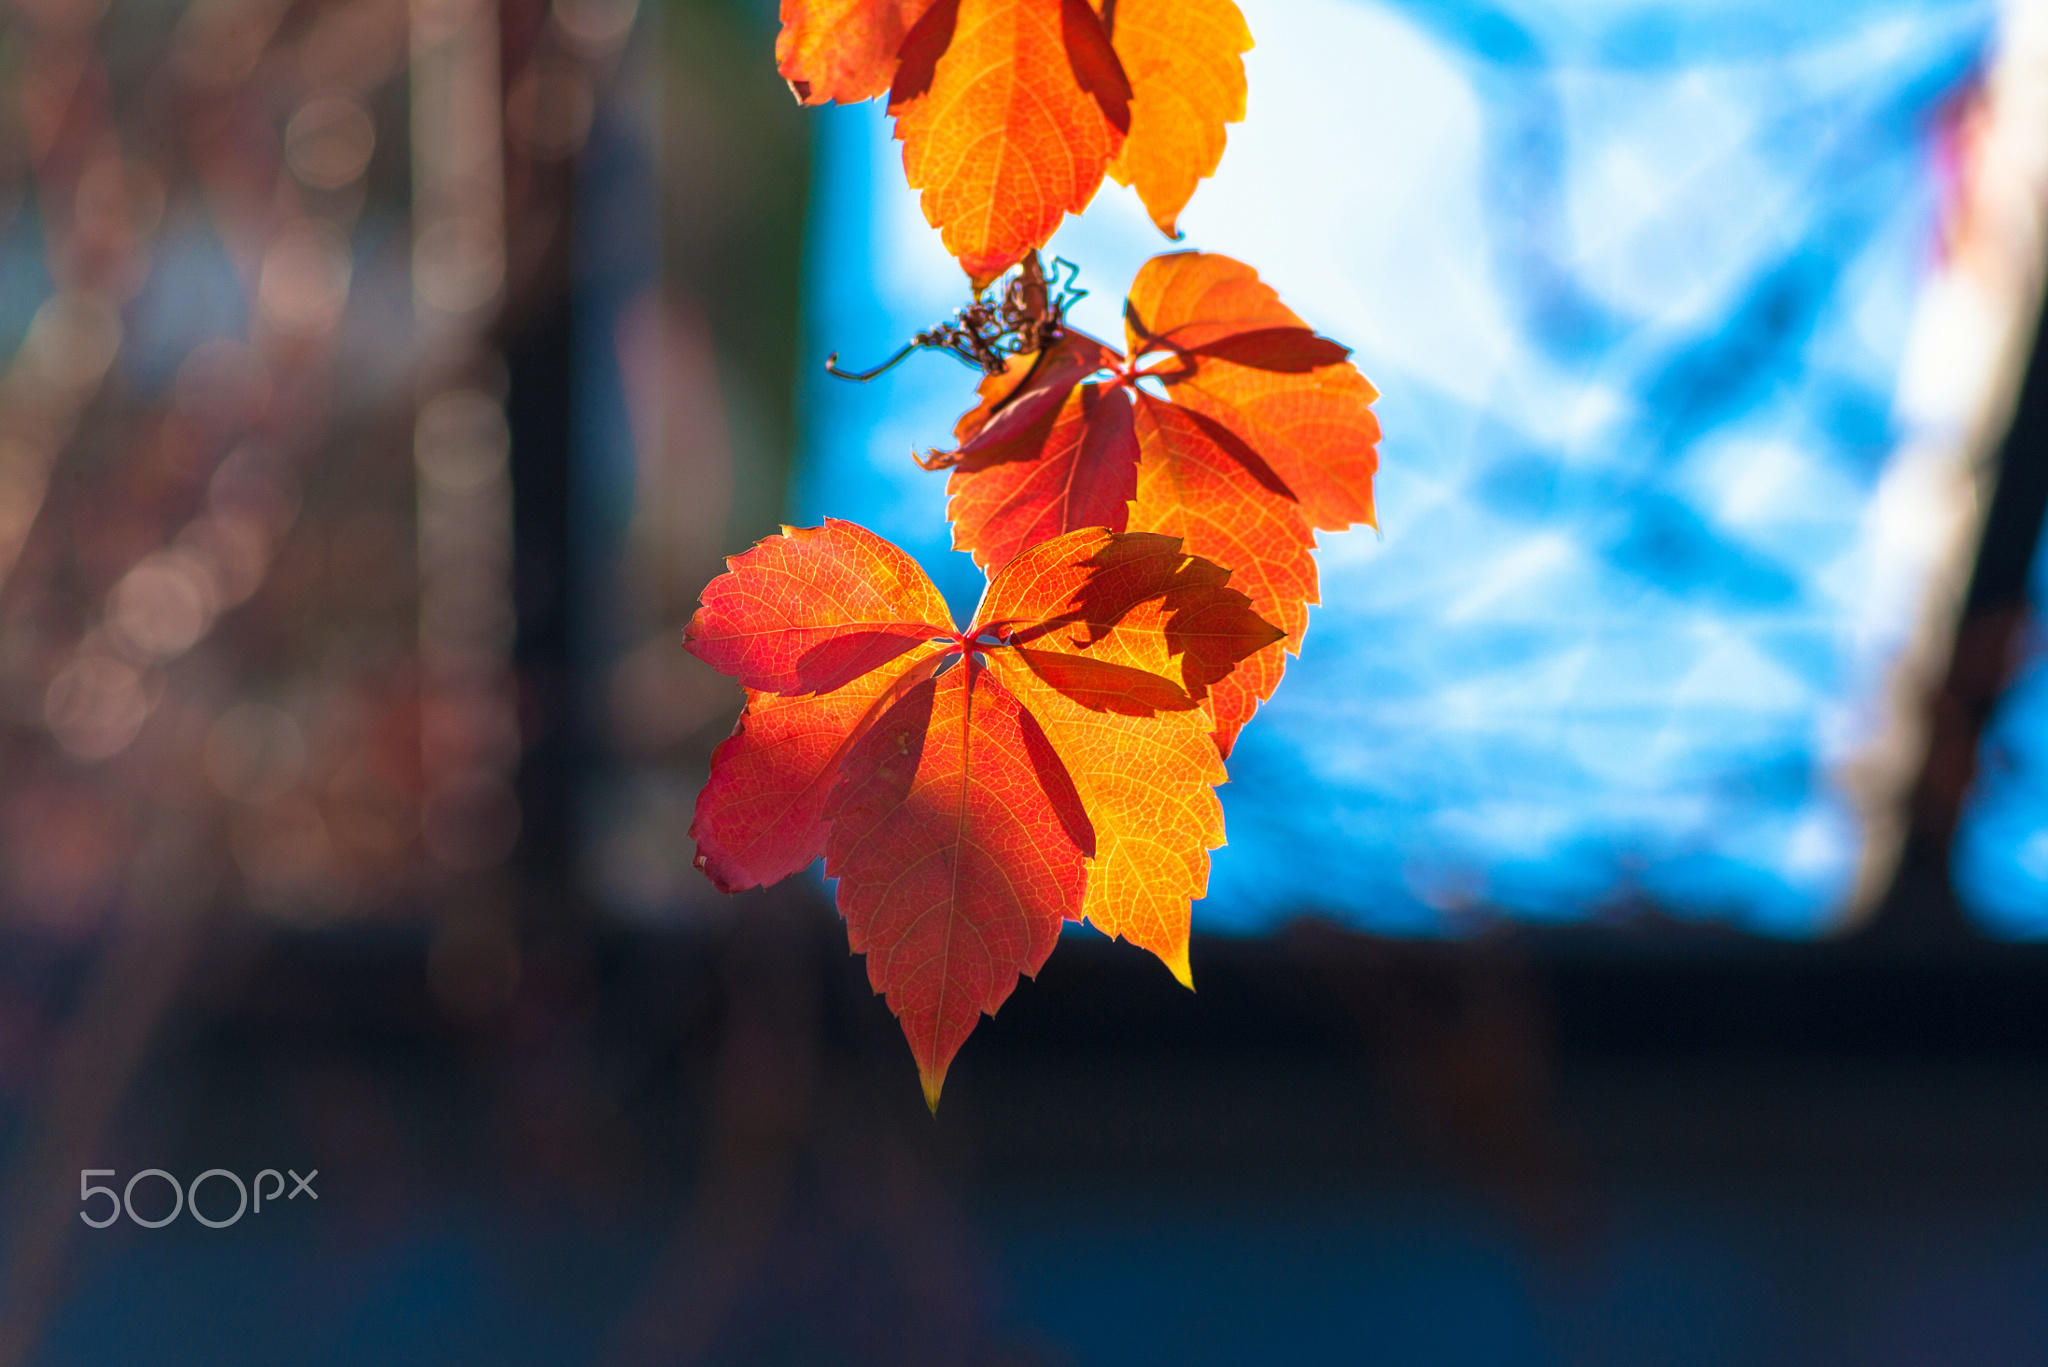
[1213,721,1241,759]
[919,1065,947,1115]
[1163,942,1195,992]
[689,847,734,893]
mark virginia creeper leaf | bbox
[776,0,941,104]
[947,329,1121,449]
[689,644,951,892]
[777,0,1253,276]
[685,519,954,695]
[933,328,1124,570]
[824,659,1090,1111]
[1094,0,1252,237]
[929,251,1376,752]
[687,522,1280,1105]
[981,529,1277,981]
[1126,251,1381,532]
[889,0,1131,287]
[987,649,1220,988]
[1127,393,1314,755]
[1008,646,1194,715]
[982,526,1283,708]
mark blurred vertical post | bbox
[409,0,522,1010]
[578,0,810,920]
[1863,0,2048,934]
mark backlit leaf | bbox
[982,529,1270,981]
[932,328,1124,570]
[931,251,1375,750]
[686,523,1278,1102]
[983,526,1283,708]
[1126,251,1381,531]
[945,378,1138,575]
[684,519,953,695]
[988,649,1219,987]
[776,0,941,104]
[889,0,1131,287]
[1096,0,1252,237]
[825,659,1090,1110]
[689,645,951,892]
[777,0,1255,280]
[1127,393,1315,755]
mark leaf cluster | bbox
[683,0,1385,1103]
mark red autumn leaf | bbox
[945,327,1120,448]
[777,0,1251,283]
[688,647,951,893]
[687,520,1280,1106]
[1007,645,1193,715]
[926,250,1377,752]
[684,518,955,694]
[823,658,1090,1108]
[944,362,1140,575]
[776,0,941,105]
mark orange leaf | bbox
[986,650,1219,986]
[686,522,1278,1102]
[1096,0,1252,237]
[928,253,1374,750]
[980,529,1270,982]
[889,0,1131,287]
[1125,251,1380,532]
[985,526,1283,719]
[1128,392,1314,755]
[776,0,941,104]
[1010,645,1196,716]
[684,519,953,695]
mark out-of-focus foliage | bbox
[0,0,427,932]
[0,0,635,947]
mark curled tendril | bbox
[824,252,1088,382]
[823,342,918,382]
